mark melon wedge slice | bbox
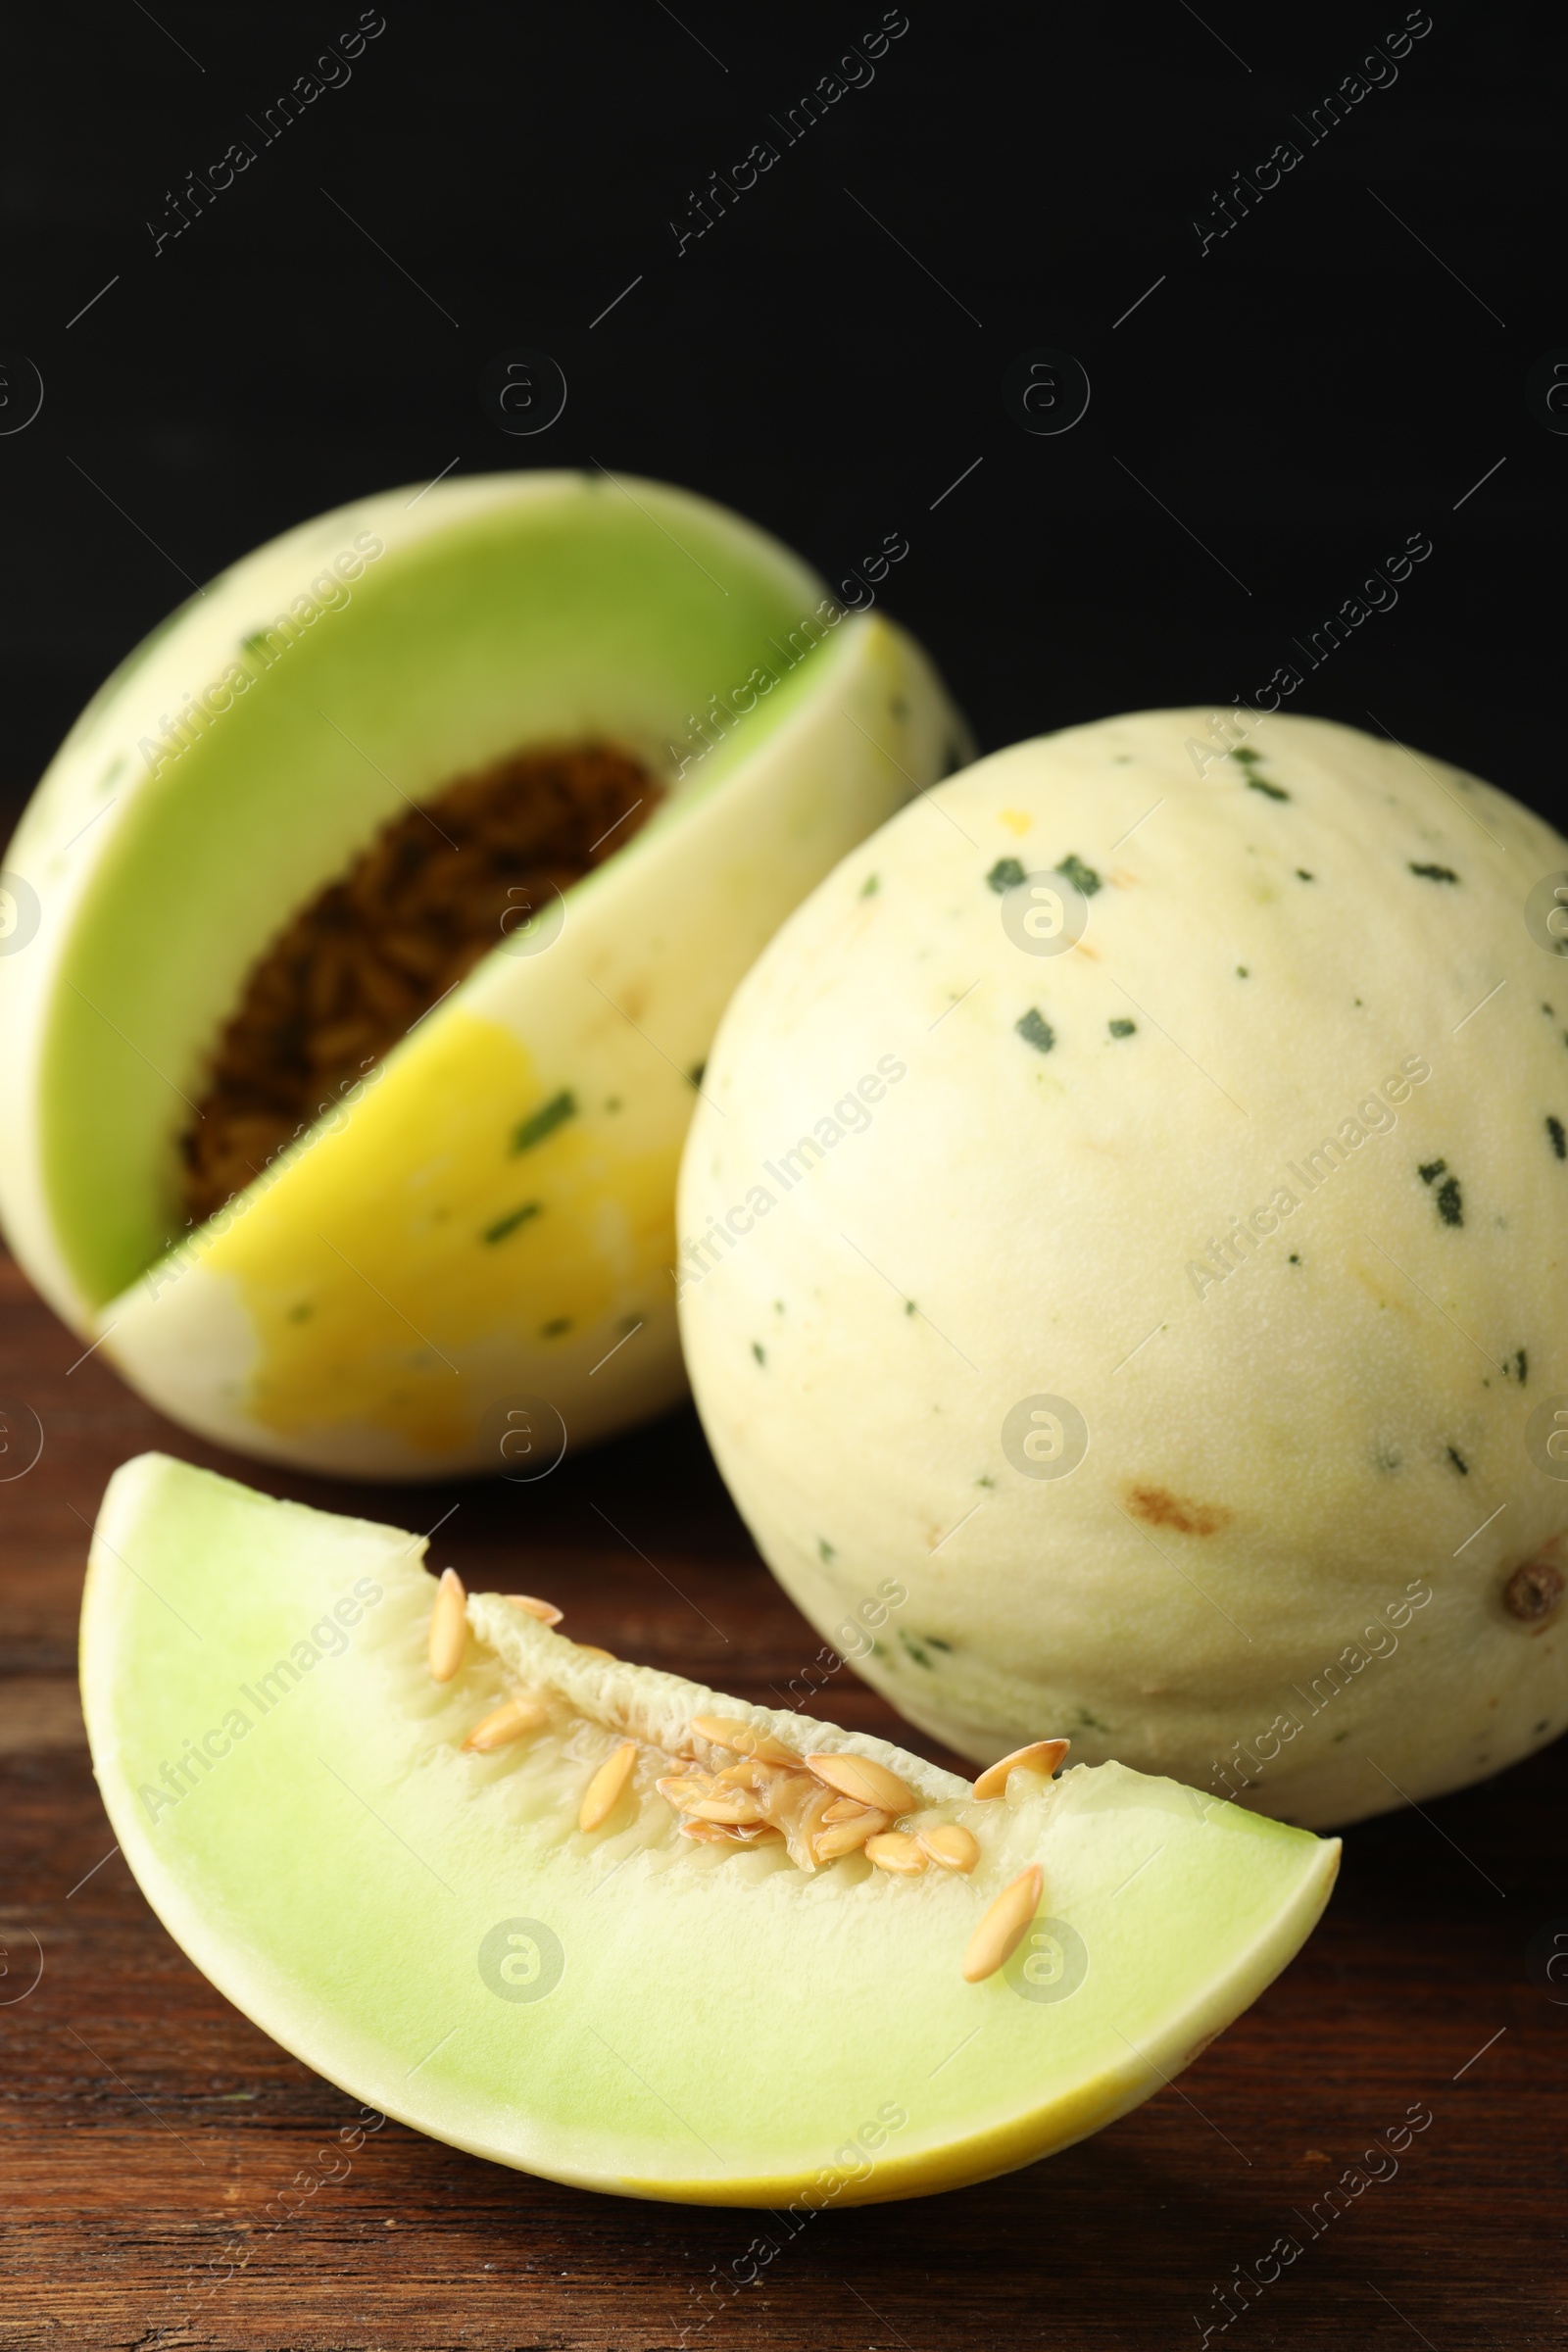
[81,1454,1340,2206]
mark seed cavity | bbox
[579,1739,638,1832]
[972,1739,1070,1800]
[963,1863,1044,1984]
[427,1567,467,1683]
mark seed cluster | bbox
[180,740,658,1222]
[652,1717,980,1878]
[428,1571,1068,1982]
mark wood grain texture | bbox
[1,1248,1562,2350]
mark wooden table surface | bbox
[2,1244,1562,2351]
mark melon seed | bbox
[655,1773,714,1807]
[806,1752,916,1814]
[685,1794,767,1826]
[864,1832,928,1875]
[462,1693,548,1751]
[680,1819,784,1845]
[579,1740,637,1832]
[427,1567,467,1683]
[919,1824,980,1873]
[972,1740,1069,1800]
[507,1593,564,1626]
[813,1810,892,1861]
[962,1864,1044,1983]
[689,1714,801,1766]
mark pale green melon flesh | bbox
[3,475,859,1314]
[81,1453,1339,2206]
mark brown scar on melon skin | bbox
[1125,1485,1234,1537]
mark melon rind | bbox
[676,710,1568,1827]
[82,1452,1340,2206]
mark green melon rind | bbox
[81,1452,1339,2206]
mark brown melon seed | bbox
[579,1740,637,1832]
[821,1795,874,1823]
[713,1760,778,1789]
[919,1824,980,1874]
[427,1567,467,1683]
[507,1593,564,1626]
[806,1752,916,1815]
[972,1740,1070,1800]
[864,1832,928,1875]
[689,1714,801,1766]
[462,1694,548,1751]
[962,1864,1044,1984]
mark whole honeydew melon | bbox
[82,1452,1338,2204]
[0,472,965,1478]
[677,710,1568,1829]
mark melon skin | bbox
[677,710,1568,1829]
[81,1452,1339,2206]
[0,472,966,1477]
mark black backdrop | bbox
[1,3,1559,841]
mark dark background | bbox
[2,3,1560,841]
[3,6,1565,2349]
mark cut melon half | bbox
[0,472,965,1475]
[81,1453,1341,2206]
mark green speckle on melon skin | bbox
[679,710,1568,1830]
[1056,855,1102,898]
[510,1091,576,1154]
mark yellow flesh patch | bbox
[195,1009,674,1451]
